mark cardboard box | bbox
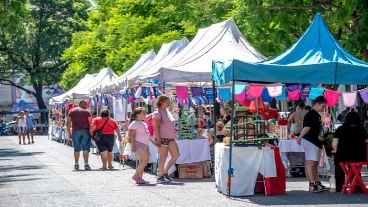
[178,162,204,179]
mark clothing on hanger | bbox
[324,89,341,107]
[309,86,325,100]
[191,87,203,97]
[359,88,368,104]
[286,83,300,92]
[218,88,231,101]
[287,89,300,101]
[176,86,189,99]
[261,88,273,102]
[248,83,264,98]
[342,92,357,107]
[267,85,283,97]
[275,86,287,101]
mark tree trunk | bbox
[33,84,47,123]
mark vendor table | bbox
[278,139,330,177]
[123,139,211,165]
[215,143,285,196]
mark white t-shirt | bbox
[128,120,151,145]
[113,96,132,121]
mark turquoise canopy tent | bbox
[212,13,368,85]
[211,13,368,197]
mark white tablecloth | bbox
[215,143,277,196]
[278,139,330,170]
[122,139,211,166]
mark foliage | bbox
[61,0,368,89]
[0,0,90,108]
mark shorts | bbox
[155,138,175,146]
[27,127,34,133]
[136,142,149,155]
[301,139,322,161]
[72,129,91,152]
[96,134,115,152]
[17,127,27,133]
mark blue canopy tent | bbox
[0,100,46,114]
[211,13,368,197]
[212,13,368,85]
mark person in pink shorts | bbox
[128,107,151,184]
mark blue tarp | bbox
[212,13,368,85]
[0,100,46,114]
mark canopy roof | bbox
[50,73,97,104]
[212,13,368,85]
[118,50,156,87]
[0,100,45,114]
[87,68,119,95]
[138,38,189,83]
[89,68,119,94]
[144,19,265,82]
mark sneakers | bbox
[164,173,173,182]
[309,182,329,193]
[132,176,149,184]
[74,164,79,171]
[84,164,91,171]
[156,176,168,183]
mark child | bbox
[128,107,151,184]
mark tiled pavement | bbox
[0,136,367,207]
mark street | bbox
[0,135,367,207]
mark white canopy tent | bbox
[137,37,189,83]
[141,19,266,82]
[89,68,119,95]
[118,49,156,88]
[87,68,119,95]
[49,73,97,104]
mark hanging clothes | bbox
[275,86,287,101]
[204,88,214,100]
[113,96,132,121]
[234,84,247,94]
[267,85,283,97]
[176,86,188,99]
[301,84,311,100]
[287,89,300,101]
[235,88,246,102]
[342,92,357,107]
[286,83,300,92]
[261,88,273,102]
[359,88,368,104]
[135,86,142,98]
[309,86,325,100]
[324,89,341,107]
[248,83,264,98]
[218,88,231,101]
[191,87,203,97]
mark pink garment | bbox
[248,83,264,98]
[128,120,151,145]
[324,89,341,107]
[287,90,300,101]
[342,92,357,107]
[176,86,188,99]
[235,89,246,101]
[153,108,176,139]
[267,85,283,97]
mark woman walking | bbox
[128,107,151,184]
[90,109,122,170]
[153,95,180,183]
[15,111,28,145]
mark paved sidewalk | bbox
[0,136,367,207]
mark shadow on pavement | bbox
[230,190,368,205]
[0,148,44,158]
[0,174,42,186]
[0,165,44,172]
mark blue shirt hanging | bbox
[261,88,273,102]
[309,86,325,100]
[275,86,287,101]
[218,88,231,101]
[204,88,214,100]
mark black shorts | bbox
[96,134,115,152]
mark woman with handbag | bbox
[90,109,122,170]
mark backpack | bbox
[144,109,162,136]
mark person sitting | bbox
[208,121,229,144]
[332,111,368,192]
[220,108,231,125]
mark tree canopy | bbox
[0,0,90,109]
[61,0,368,89]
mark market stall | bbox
[212,13,368,197]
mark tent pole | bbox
[227,80,235,197]
[212,80,217,138]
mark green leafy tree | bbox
[0,0,90,109]
[60,0,233,89]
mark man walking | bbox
[67,100,92,170]
[297,96,329,192]
[25,110,35,144]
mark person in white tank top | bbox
[16,111,29,144]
